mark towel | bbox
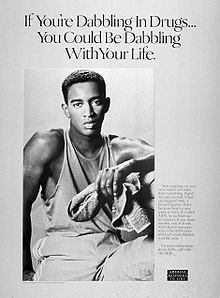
[67,173,152,233]
[67,173,151,233]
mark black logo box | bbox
[167,270,188,281]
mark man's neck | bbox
[69,128,103,159]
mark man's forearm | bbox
[132,153,154,178]
[23,212,35,281]
[23,212,34,273]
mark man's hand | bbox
[95,159,135,200]
[23,269,35,281]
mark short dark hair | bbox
[62,69,106,104]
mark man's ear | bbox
[61,103,70,118]
[104,97,110,113]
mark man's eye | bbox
[73,102,82,108]
[92,99,102,106]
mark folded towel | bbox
[67,173,152,233]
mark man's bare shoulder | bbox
[109,135,154,163]
[24,129,64,164]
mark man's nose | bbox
[83,103,95,117]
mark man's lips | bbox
[83,120,97,124]
[83,120,98,129]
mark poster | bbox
[0,0,219,297]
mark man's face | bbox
[63,81,109,137]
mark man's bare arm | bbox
[23,130,62,280]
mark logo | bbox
[167,270,188,281]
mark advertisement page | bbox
[0,0,219,297]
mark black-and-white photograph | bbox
[23,68,155,281]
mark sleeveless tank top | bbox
[41,129,118,237]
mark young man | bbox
[23,69,154,281]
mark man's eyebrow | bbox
[90,96,103,101]
[69,96,103,103]
[69,99,83,103]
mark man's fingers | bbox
[99,169,108,198]
[113,163,131,196]
[96,168,112,199]
[23,269,35,281]
[96,160,134,199]
[113,169,121,197]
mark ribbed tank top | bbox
[41,129,118,237]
